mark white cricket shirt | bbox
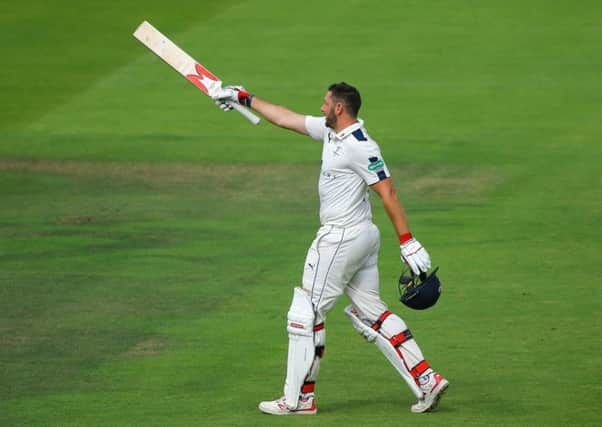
[305,116,391,227]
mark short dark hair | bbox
[328,82,361,117]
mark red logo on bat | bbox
[186,63,218,94]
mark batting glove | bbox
[212,85,253,107]
[399,233,431,275]
[214,100,234,112]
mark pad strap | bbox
[371,310,392,332]
[314,322,325,358]
[315,345,325,358]
[301,381,315,393]
[389,329,413,347]
[410,360,431,380]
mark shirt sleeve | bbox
[348,140,391,185]
[305,116,326,142]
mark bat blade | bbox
[133,21,260,124]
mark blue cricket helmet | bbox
[398,267,442,310]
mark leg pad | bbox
[284,288,316,408]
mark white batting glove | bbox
[399,234,431,275]
[212,85,253,107]
[214,99,234,112]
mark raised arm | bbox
[213,86,308,135]
[249,96,308,135]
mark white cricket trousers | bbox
[302,221,389,324]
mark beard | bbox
[325,109,337,129]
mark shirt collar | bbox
[331,119,364,140]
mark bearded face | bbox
[321,91,339,129]
[325,105,337,128]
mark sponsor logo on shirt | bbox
[368,157,385,171]
[368,156,388,181]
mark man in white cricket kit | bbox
[213,82,449,415]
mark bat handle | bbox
[230,102,261,125]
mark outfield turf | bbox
[1,1,601,425]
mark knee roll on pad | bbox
[344,306,378,342]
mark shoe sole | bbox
[258,403,317,416]
[411,380,449,413]
[426,380,449,412]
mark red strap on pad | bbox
[410,360,431,379]
[371,311,392,331]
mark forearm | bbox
[380,187,411,239]
[382,185,432,273]
[249,96,307,134]
[371,178,412,237]
[372,178,431,273]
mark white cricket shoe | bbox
[258,395,317,415]
[411,372,449,413]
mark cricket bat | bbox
[133,21,261,125]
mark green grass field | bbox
[1,1,601,425]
